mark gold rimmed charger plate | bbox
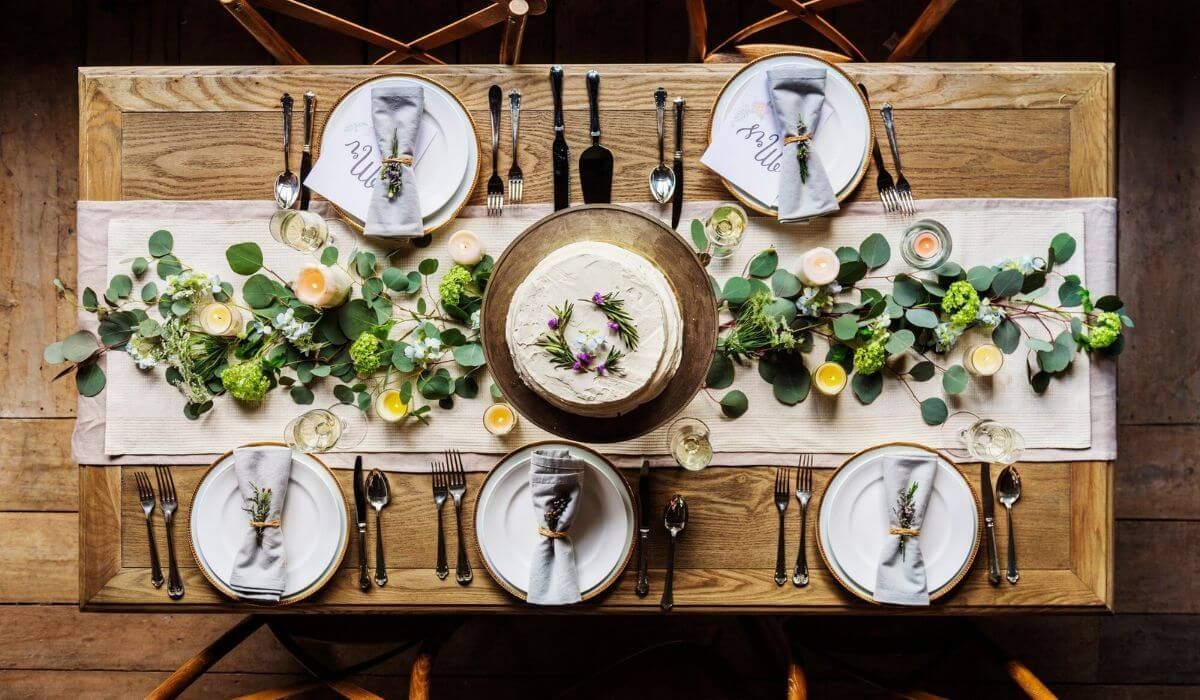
[188,441,350,606]
[473,440,638,603]
[314,72,480,237]
[815,441,982,604]
[480,204,719,443]
[706,51,873,215]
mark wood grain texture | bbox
[0,513,77,602]
[1116,425,1200,520]
[0,419,76,511]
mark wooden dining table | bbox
[77,62,1114,613]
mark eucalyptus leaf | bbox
[148,230,174,258]
[82,288,99,311]
[885,329,915,355]
[748,248,778,278]
[905,308,938,328]
[771,357,811,406]
[920,397,949,425]
[440,328,467,347]
[1026,338,1055,353]
[992,318,1020,354]
[62,331,99,362]
[832,315,859,341]
[225,242,264,275]
[909,361,935,382]
[835,246,860,264]
[720,390,749,418]
[418,368,454,399]
[722,277,752,306]
[858,233,890,268]
[316,313,347,345]
[452,343,485,367]
[171,298,193,317]
[892,275,925,307]
[310,364,331,377]
[418,258,439,275]
[489,384,503,402]
[1058,275,1084,307]
[851,372,883,405]
[75,360,106,397]
[243,274,276,309]
[137,318,161,338]
[140,282,158,303]
[990,269,1024,298]
[942,364,969,394]
[837,260,867,286]
[354,251,378,279]
[455,375,479,399]
[320,247,339,265]
[337,299,376,340]
[921,280,945,298]
[43,342,65,364]
[333,384,355,404]
[690,219,708,253]
[1029,370,1051,394]
[382,267,408,291]
[290,384,315,405]
[156,254,183,279]
[935,261,963,279]
[1049,232,1076,264]
[1095,295,1124,312]
[966,266,996,292]
[109,274,133,299]
[131,257,148,277]
[705,352,734,389]
[771,269,803,299]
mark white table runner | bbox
[75,198,1117,470]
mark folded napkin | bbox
[364,87,425,238]
[228,445,292,602]
[873,453,938,606]
[527,448,586,605]
[767,68,839,223]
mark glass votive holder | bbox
[964,342,1005,377]
[900,219,952,270]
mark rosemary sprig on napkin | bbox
[894,482,918,560]
[242,483,274,546]
[795,117,811,184]
[382,134,404,200]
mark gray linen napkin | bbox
[873,453,939,606]
[228,445,292,602]
[767,68,839,223]
[364,87,425,238]
[527,448,586,605]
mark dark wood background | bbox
[2,0,1197,697]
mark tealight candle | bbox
[901,219,952,270]
[965,342,1004,377]
[483,403,517,436]
[293,262,352,309]
[447,229,484,266]
[799,247,840,287]
[813,361,848,396]
[374,389,410,422]
[198,301,244,336]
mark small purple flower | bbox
[592,292,604,305]
[607,321,619,332]
[547,317,559,330]
[572,361,583,372]
[596,363,607,375]
[576,352,592,365]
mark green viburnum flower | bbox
[1081,310,1121,350]
[853,340,887,376]
[221,361,269,402]
[349,332,385,376]
[437,264,477,308]
[941,280,981,327]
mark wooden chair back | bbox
[219,0,548,65]
[685,0,958,63]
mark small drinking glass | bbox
[900,219,952,270]
[957,417,1025,465]
[269,209,329,252]
[669,417,713,471]
[704,204,748,259]
[285,403,367,452]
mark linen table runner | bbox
[76,198,1117,470]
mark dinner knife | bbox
[550,65,569,211]
[981,462,1001,586]
[634,459,651,597]
[353,456,371,591]
[299,91,316,210]
[670,97,685,229]
[579,70,613,203]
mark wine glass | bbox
[704,204,748,259]
[669,417,713,471]
[945,412,1025,465]
[285,403,367,452]
[269,209,330,252]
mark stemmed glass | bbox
[269,209,331,252]
[944,411,1024,465]
[285,403,367,452]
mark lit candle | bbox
[965,342,1004,377]
[813,361,848,396]
[913,230,941,259]
[483,403,517,436]
[374,389,410,422]
[293,262,352,308]
[447,229,484,266]
[198,301,244,336]
[799,247,840,287]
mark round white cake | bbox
[506,241,683,417]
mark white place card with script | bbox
[700,73,786,206]
[305,94,437,222]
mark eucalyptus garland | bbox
[45,228,492,423]
[692,220,1132,424]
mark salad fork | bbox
[133,472,164,589]
[155,466,184,600]
[486,85,504,215]
[773,465,791,586]
[507,89,523,202]
[431,461,449,580]
[881,103,915,216]
[793,455,813,587]
[856,83,900,213]
[445,450,472,585]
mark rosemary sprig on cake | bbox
[586,291,639,351]
[536,302,577,370]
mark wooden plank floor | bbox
[2,0,1196,696]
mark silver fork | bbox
[793,455,813,587]
[446,450,472,585]
[773,465,791,586]
[856,83,900,213]
[507,89,523,202]
[486,85,504,215]
[134,472,165,589]
[155,466,184,600]
[880,103,915,216]
[431,461,449,580]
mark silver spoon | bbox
[274,93,300,209]
[661,494,688,611]
[997,466,1021,585]
[367,469,390,587]
[649,87,676,204]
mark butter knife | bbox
[353,456,371,591]
[981,462,1001,586]
[634,459,650,597]
[670,97,685,229]
[299,91,315,210]
[550,65,569,211]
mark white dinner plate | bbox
[317,75,477,231]
[710,53,870,210]
[190,447,348,603]
[819,444,979,601]
[475,443,636,601]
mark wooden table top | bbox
[77,62,1114,614]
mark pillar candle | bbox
[293,262,352,308]
[799,247,840,287]
[447,229,484,266]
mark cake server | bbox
[670,97,685,229]
[550,65,569,211]
[579,70,613,203]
